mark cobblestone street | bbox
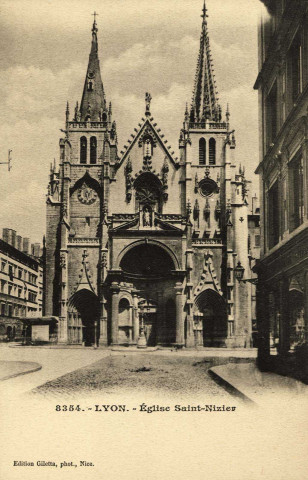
[31,353,241,400]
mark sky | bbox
[0,0,267,244]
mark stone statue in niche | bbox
[143,205,152,227]
[144,138,152,158]
[125,157,133,202]
[60,254,66,269]
[162,157,169,201]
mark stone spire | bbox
[79,14,107,122]
[190,1,220,123]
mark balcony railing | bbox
[189,121,227,130]
[68,121,108,129]
[192,238,222,245]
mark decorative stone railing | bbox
[111,214,138,221]
[192,238,222,245]
[68,121,108,129]
[189,121,227,130]
[68,238,100,245]
[156,213,184,221]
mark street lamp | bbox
[234,261,245,282]
[234,261,258,284]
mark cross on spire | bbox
[92,11,99,23]
[201,0,208,23]
[92,11,98,34]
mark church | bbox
[45,3,257,348]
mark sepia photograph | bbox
[0,1,307,479]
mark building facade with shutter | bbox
[255,0,308,380]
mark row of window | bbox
[267,153,304,249]
[80,136,97,164]
[0,302,26,318]
[0,280,39,301]
[0,303,41,318]
[199,138,216,165]
[0,261,38,284]
[265,27,306,150]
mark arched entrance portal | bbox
[68,289,100,346]
[118,242,178,346]
[195,289,227,347]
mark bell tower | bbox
[45,15,117,346]
[180,1,252,348]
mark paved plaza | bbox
[0,344,256,400]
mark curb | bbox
[0,362,42,381]
[208,367,256,405]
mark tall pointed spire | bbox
[79,14,107,122]
[190,1,220,124]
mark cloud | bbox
[0,64,84,123]
[0,0,261,242]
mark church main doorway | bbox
[119,242,178,346]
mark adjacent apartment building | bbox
[255,0,308,381]
[0,229,43,340]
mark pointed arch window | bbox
[80,136,87,164]
[88,81,93,91]
[209,138,216,165]
[90,136,97,164]
[199,138,206,165]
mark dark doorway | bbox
[69,289,100,346]
[6,325,12,340]
[165,299,176,344]
[120,243,177,346]
[143,312,157,346]
[195,289,227,347]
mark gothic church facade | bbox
[45,3,255,348]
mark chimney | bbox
[2,228,16,247]
[2,228,9,244]
[31,243,41,258]
[16,235,23,251]
[23,238,30,254]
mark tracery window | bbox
[80,136,87,164]
[90,136,97,164]
[134,173,163,213]
[199,138,206,165]
[209,138,216,165]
